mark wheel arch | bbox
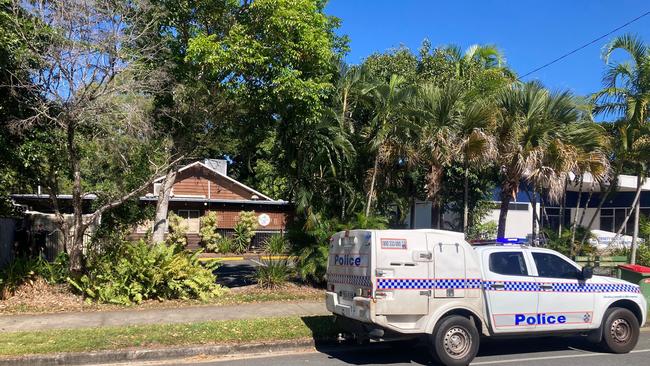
[607,299,644,325]
[427,306,486,335]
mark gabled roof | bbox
[153,161,279,202]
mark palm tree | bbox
[416,82,464,226]
[594,34,650,263]
[454,99,497,232]
[494,82,581,239]
[361,74,416,216]
[442,44,506,78]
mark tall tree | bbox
[494,82,581,238]
[6,0,171,272]
[361,74,415,215]
[594,34,650,263]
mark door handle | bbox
[491,283,505,289]
[419,290,432,296]
[540,284,553,290]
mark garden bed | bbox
[0,280,323,315]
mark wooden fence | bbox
[574,255,628,277]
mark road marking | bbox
[471,349,650,365]
[249,258,265,267]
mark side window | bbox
[489,252,528,276]
[532,252,579,279]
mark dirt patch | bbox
[0,278,90,314]
[0,279,324,315]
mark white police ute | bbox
[325,229,647,366]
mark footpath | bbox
[0,300,327,332]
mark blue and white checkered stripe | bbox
[375,278,640,294]
[376,278,481,290]
[327,273,372,287]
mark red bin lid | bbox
[618,264,650,273]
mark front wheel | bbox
[599,307,640,353]
[429,315,480,366]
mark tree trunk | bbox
[66,123,86,274]
[580,176,618,246]
[631,174,643,264]
[570,176,584,254]
[365,154,380,216]
[531,188,538,242]
[497,188,512,239]
[463,164,470,233]
[614,176,643,239]
[152,167,178,244]
[578,183,595,228]
[558,177,568,236]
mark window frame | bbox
[530,251,581,280]
[488,251,530,277]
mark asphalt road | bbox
[213,259,258,287]
[123,331,650,366]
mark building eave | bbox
[138,196,290,206]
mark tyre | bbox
[429,315,480,366]
[599,307,640,354]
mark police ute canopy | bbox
[325,229,647,366]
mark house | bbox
[404,173,650,243]
[11,159,291,252]
[131,159,291,249]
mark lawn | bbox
[0,315,338,357]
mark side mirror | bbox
[580,266,593,280]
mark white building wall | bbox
[483,202,539,238]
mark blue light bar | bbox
[496,237,527,244]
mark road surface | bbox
[116,330,650,366]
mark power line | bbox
[519,10,650,79]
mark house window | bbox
[175,210,201,233]
[176,210,201,219]
[544,208,570,231]
[600,208,636,235]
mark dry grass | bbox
[0,280,324,315]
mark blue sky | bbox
[325,0,650,97]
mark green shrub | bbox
[215,236,234,254]
[166,212,188,247]
[542,227,595,257]
[68,240,225,305]
[231,211,258,254]
[0,253,69,299]
[255,235,292,289]
[36,252,70,284]
[466,221,497,241]
[199,211,222,252]
[0,257,38,299]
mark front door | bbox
[481,249,539,333]
[529,251,595,331]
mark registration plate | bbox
[339,290,354,300]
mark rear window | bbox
[489,252,528,276]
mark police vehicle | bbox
[326,229,647,366]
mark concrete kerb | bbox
[0,339,319,366]
[1,326,649,366]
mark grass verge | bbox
[0,315,338,357]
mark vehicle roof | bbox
[472,245,561,255]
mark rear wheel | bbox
[429,315,480,366]
[599,307,639,354]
